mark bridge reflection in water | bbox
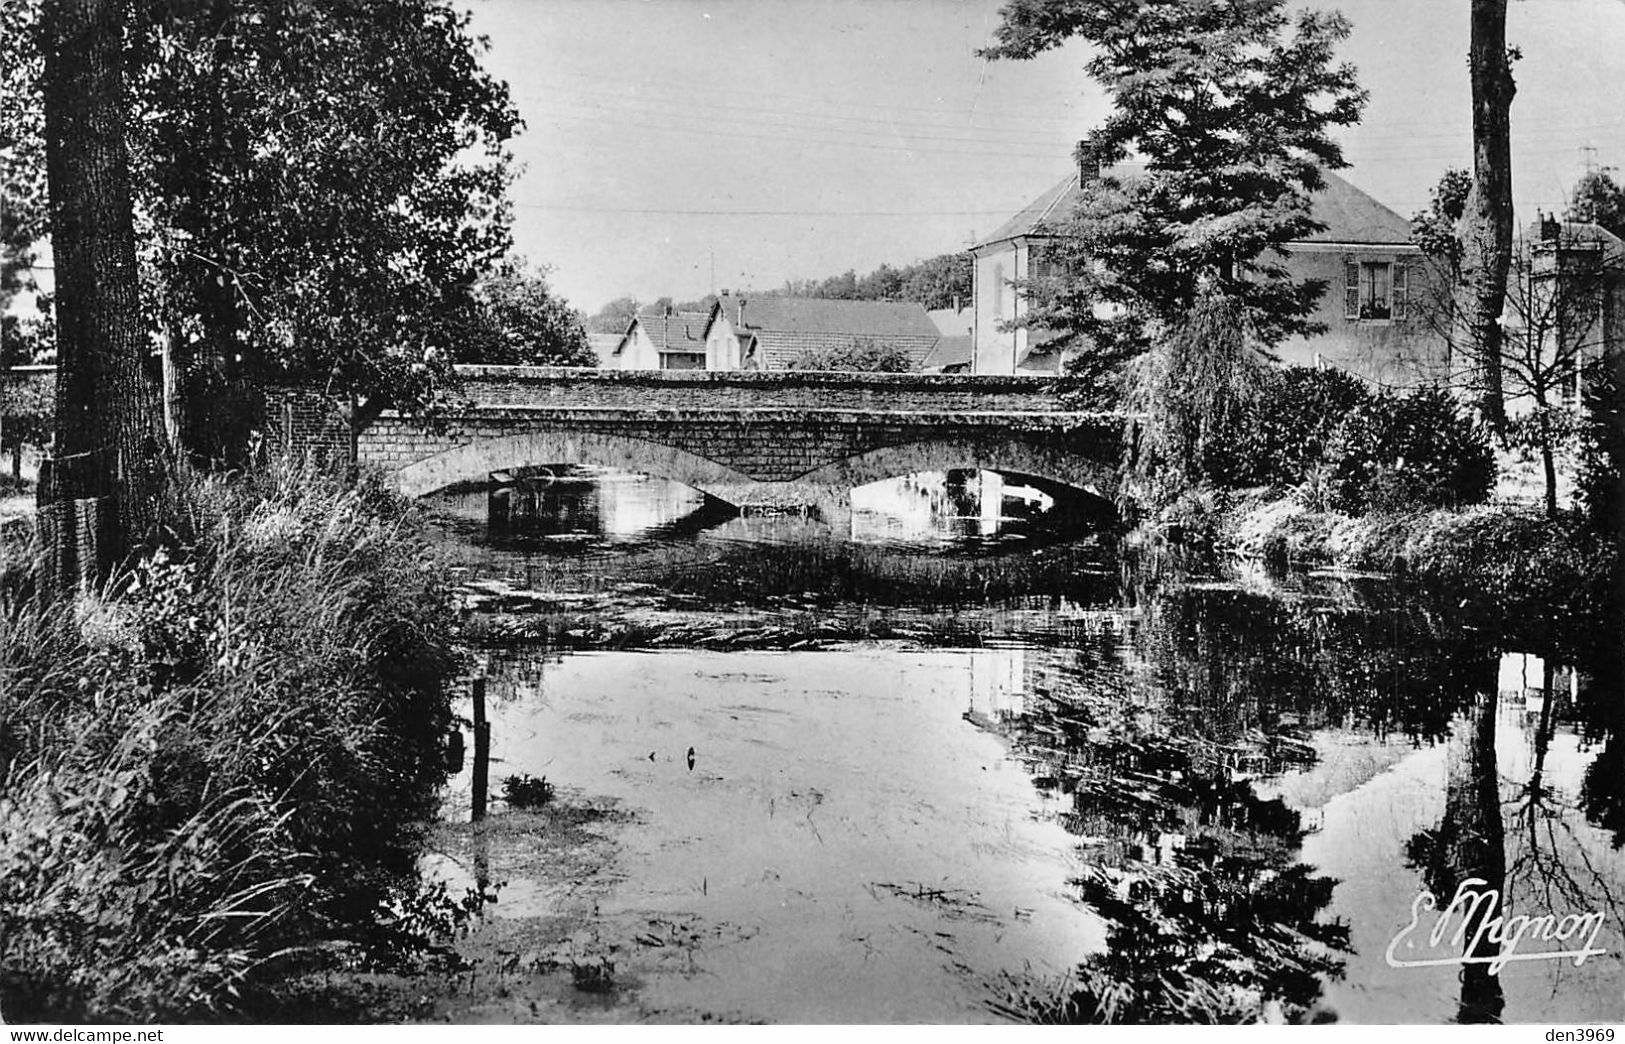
[432,464,1095,549]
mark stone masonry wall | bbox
[451,366,1068,413]
[359,408,1115,485]
[265,367,1114,489]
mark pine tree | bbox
[981,0,1367,393]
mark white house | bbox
[610,309,710,370]
[703,293,941,371]
[970,159,1448,386]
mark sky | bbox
[464,0,1625,316]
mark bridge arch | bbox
[391,430,758,501]
[795,436,1118,505]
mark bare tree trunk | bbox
[1458,0,1516,433]
[160,325,189,452]
[38,0,166,586]
[1537,403,1558,517]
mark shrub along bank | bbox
[1204,367,1497,515]
[1152,364,1619,650]
[0,464,463,1021]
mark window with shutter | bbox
[1392,263,1408,320]
[1346,260,1394,320]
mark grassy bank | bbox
[1211,490,1618,647]
[0,465,464,1022]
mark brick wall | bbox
[262,386,352,466]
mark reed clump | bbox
[0,462,462,1021]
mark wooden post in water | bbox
[471,675,489,822]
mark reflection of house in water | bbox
[1497,651,1581,729]
[488,467,711,540]
[963,647,1032,728]
[595,474,709,535]
[488,466,605,535]
[850,468,1055,542]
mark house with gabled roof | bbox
[1506,215,1625,413]
[611,308,710,370]
[971,160,1448,386]
[704,292,941,371]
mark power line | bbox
[511,204,1025,217]
[512,65,1093,128]
[535,103,1074,161]
[514,69,1625,148]
[512,79,1087,146]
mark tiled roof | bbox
[629,309,710,354]
[921,335,973,371]
[721,295,940,339]
[752,330,941,370]
[976,166,1415,248]
[705,296,944,370]
[1525,219,1625,264]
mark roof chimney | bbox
[1540,210,1561,243]
[1076,140,1103,184]
[737,297,746,326]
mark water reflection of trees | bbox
[1407,658,1624,1024]
[983,580,1624,1024]
[984,585,1521,1023]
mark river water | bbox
[422,468,1624,1025]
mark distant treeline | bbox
[774,252,971,310]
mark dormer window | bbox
[1344,259,1408,322]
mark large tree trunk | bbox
[1445,690,1507,1024]
[1457,0,1516,432]
[38,0,166,587]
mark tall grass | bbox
[0,462,461,1021]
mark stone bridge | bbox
[276,367,1122,511]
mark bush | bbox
[1208,367,1373,489]
[501,773,554,809]
[0,462,462,1020]
[1205,370,1495,517]
[1325,386,1496,515]
[783,336,914,372]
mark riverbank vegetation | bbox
[0,464,466,1021]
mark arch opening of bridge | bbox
[794,436,1117,516]
[394,428,1118,529]
[393,430,759,504]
